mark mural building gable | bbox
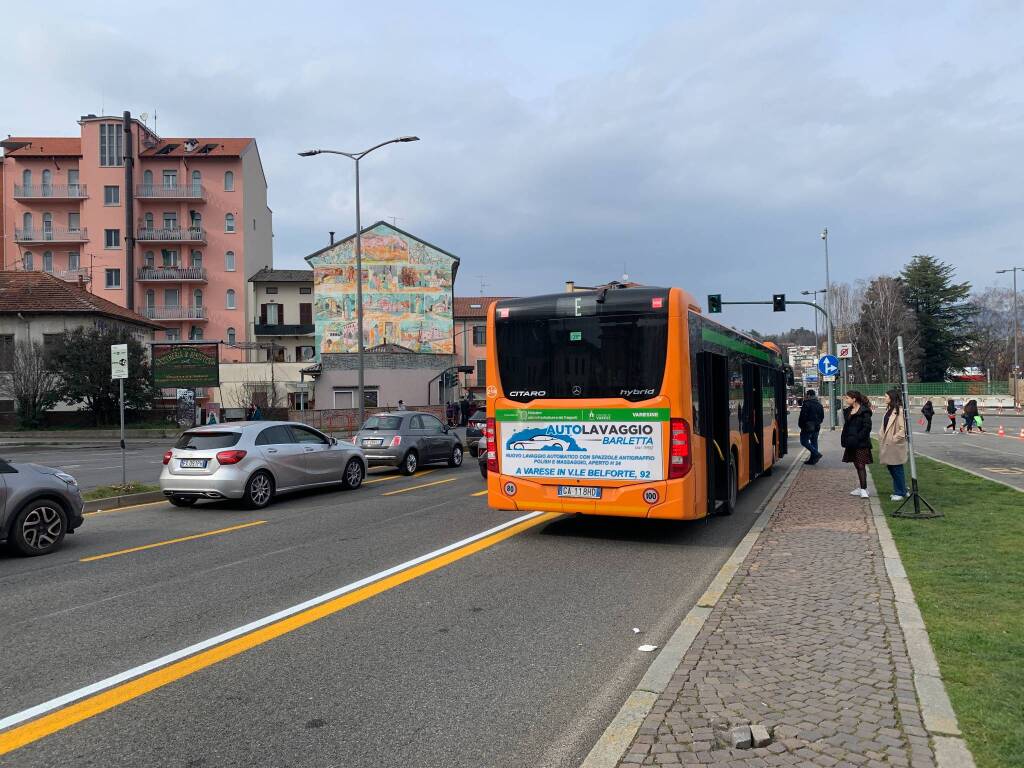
[308,223,456,356]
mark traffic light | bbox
[772,293,786,312]
[707,294,722,314]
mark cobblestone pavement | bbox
[617,451,937,767]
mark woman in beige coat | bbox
[878,388,909,500]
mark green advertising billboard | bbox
[152,343,220,388]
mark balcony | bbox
[137,266,208,282]
[14,184,88,200]
[254,323,315,336]
[135,184,206,201]
[14,227,89,243]
[142,305,208,321]
[50,268,92,284]
[136,227,206,244]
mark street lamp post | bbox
[800,288,827,355]
[996,266,1022,408]
[299,137,419,426]
[821,228,837,428]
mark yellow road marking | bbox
[79,521,267,562]
[83,500,167,516]
[364,469,434,486]
[381,477,456,496]
[470,490,488,497]
[0,512,558,755]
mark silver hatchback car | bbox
[354,411,463,475]
[160,421,366,509]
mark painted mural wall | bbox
[309,224,455,355]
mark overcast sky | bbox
[5,1,1022,331]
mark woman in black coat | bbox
[841,390,873,498]
[921,400,934,432]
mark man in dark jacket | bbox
[798,389,825,464]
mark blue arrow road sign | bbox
[818,355,840,377]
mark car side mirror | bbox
[330,437,338,445]
[442,425,449,433]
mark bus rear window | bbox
[495,313,668,402]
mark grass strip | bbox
[869,451,1023,768]
[82,483,161,501]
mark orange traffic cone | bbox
[1020,427,1024,439]
[998,425,1005,437]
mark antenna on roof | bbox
[140,112,149,126]
[475,275,489,295]
[153,108,158,133]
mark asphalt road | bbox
[0,442,169,491]
[0,451,794,767]
[911,426,1024,491]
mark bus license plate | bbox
[179,459,207,468]
[558,486,602,499]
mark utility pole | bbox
[996,267,1021,408]
[822,228,837,429]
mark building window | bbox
[265,286,278,294]
[190,250,202,267]
[68,212,80,231]
[163,212,177,229]
[0,335,15,371]
[227,327,236,345]
[144,212,154,231]
[333,389,378,408]
[165,329,180,341]
[299,286,312,295]
[265,303,280,324]
[225,251,235,271]
[193,289,203,308]
[144,251,155,267]
[299,303,312,325]
[103,185,120,205]
[161,249,179,267]
[225,213,235,233]
[191,170,201,195]
[68,252,80,271]
[99,123,123,166]
[42,213,53,239]
[162,170,177,188]
[104,229,121,249]
[42,252,53,273]
[224,171,234,191]
[21,170,31,190]
[226,289,236,309]
[476,359,486,387]
[142,170,153,192]
[22,252,33,271]
[189,326,203,340]
[42,333,63,362]
[41,170,52,195]
[145,289,155,308]
[472,325,486,345]
[297,345,315,361]
[105,268,121,289]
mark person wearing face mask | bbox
[840,390,873,498]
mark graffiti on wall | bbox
[309,223,455,355]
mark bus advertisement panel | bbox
[497,407,667,482]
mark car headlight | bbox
[55,471,78,487]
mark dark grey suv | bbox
[354,411,463,475]
[0,457,85,556]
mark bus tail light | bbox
[668,418,692,479]
[486,418,498,473]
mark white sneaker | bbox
[890,494,904,501]
[858,489,869,498]
[849,488,862,496]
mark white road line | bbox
[0,510,544,732]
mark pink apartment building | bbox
[0,112,272,360]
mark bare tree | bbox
[854,276,921,383]
[0,341,61,428]
[226,377,283,410]
[968,287,1014,379]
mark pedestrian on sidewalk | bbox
[921,399,934,432]
[841,390,873,498]
[797,388,824,464]
[945,399,957,431]
[879,388,909,500]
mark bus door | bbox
[774,369,788,456]
[699,351,730,515]
[743,363,764,477]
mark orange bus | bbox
[483,286,790,519]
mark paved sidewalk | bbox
[614,436,955,768]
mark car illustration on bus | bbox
[509,435,572,451]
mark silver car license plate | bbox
[179,458,208,468]
[362,438,383,447]
[558,486,602,499]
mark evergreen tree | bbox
[900,255,976,381]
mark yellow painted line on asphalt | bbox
[0,511,557,756]
[381,477,456,496]
[470,490,488,497]
[79,521,267,562]
[83,500,167,516]
[364,469,435,486]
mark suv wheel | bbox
[10,500,67,556]
[244,470,275,509]
[400,451,418,476]
[342,458,364,490]
[448,445,464,468]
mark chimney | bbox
[329,231,335,245]
[565,281,575,293]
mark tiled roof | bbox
[1,137,82,157]
[249,268,313,283]
[139,138,253,157]
[454,297,514,318]
[0,272,164,329]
